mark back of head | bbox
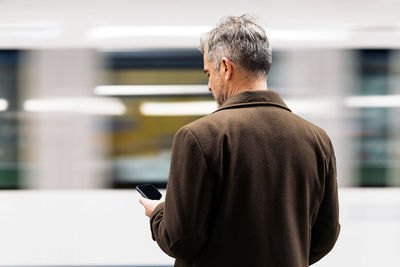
[200,15,272,78]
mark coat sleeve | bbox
[150,126,216,261]
[309,140,341,265]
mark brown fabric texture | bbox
[150,90,340,267]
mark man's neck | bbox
[246,78,268,91]
[228,78,268,97]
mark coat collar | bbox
[213,90,291,114]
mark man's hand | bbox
[139,197,164,217]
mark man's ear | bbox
[220,57,233,81]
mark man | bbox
[139,15,340,266]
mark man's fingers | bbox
[139,196,164,217]
[139,197,146,206]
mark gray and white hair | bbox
[199,15,272,78]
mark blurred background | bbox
[0,0,399,266]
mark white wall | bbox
[0,188,399,266]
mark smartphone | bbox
[136,184,162,200]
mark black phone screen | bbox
[136,184,162,200]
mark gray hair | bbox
[199,15,272,77]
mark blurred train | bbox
[1,48,399,190]
[0,1,400,266]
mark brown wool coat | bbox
[150,90,340,267]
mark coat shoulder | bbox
[179,112,224,137]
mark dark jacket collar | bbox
[213,90,291,113]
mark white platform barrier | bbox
[0,188,399,266]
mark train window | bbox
[0,50,21,189]
[354,50,394,187]
[100,50,211,188]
